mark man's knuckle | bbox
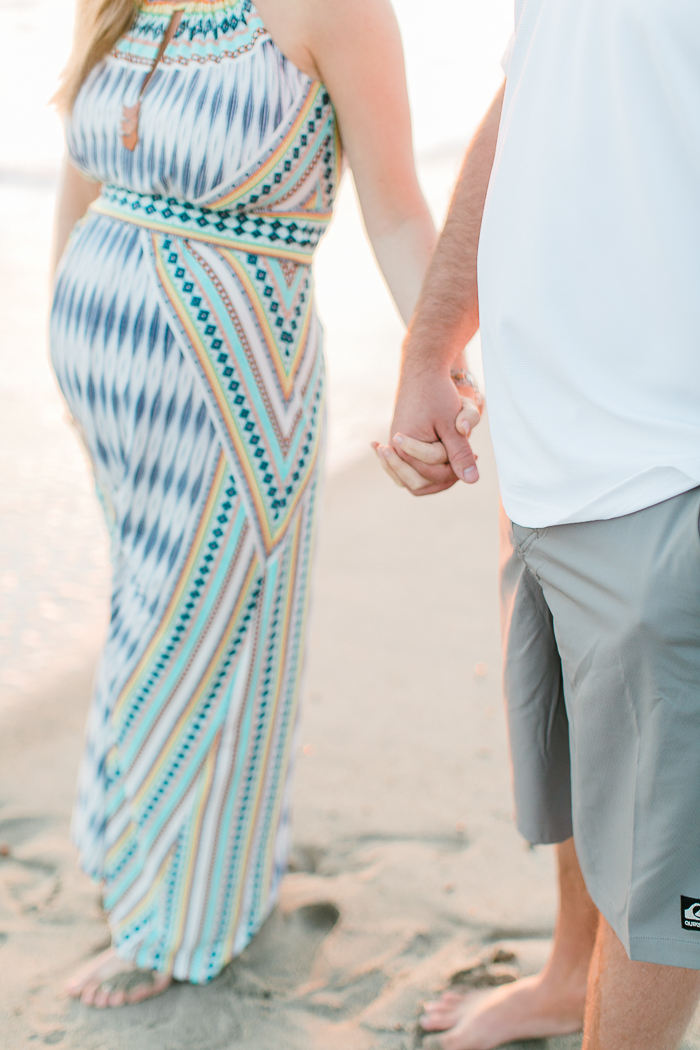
[452,449,475,466]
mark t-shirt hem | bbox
[503,469,700,530]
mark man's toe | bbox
[437,991,466,1006]
[421,1010,460,1032]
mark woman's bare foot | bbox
[66,947,172,1008]
[420,971,585,1050]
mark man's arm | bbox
[384,84,505,495]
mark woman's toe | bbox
[79,980,101,1007]
[93,984,113,1009]
[107,986,127,1008]
[126,974,170,1004]
[126,979,154,1004]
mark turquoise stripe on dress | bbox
[50,0,339,982]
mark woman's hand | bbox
[373,389,483,493]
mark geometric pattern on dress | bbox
[51,213,323,982]
[117,0,264,68]
[151,234,325,556]
[50,0,337,983]
[70,2,342,212]
[103,482,320,982]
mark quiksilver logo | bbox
[681,896,700,930]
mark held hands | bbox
[372,370,483,494]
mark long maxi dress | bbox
[50,0,341,983]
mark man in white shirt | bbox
[374,1,700,1047]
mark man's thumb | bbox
[443,431,479,484]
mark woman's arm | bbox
[255,0,437,326]
[52,158,102,275]
[306,0,436,325]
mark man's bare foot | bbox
[66,947,172,1008]
[420,972,585,1050]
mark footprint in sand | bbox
[0,816,60,915]
[448,947,520,991]
[227,899,341,993]
[0,816,52,848]
[293,902,340,933]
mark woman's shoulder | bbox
[253,0,403,81]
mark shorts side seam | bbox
[511,523,540,562]
[514,534,543,585]
[580,871,630,954]
[615,640,641,940]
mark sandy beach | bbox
[0,434,564,1050]
[5,442,700,1049]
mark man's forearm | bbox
[402,83,505,375]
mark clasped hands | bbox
[372,369,484,495]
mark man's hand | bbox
[370,84,504,496]
[373,369,480,495]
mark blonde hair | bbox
[54,0,137,112]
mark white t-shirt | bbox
[478,0,700,527]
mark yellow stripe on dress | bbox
[112,451,229,724]
[210,84,322,209]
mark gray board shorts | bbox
[500,486,700,969]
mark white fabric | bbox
[478,0,700,527]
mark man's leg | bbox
[421,837,598,1049]
[583,917,700,1050]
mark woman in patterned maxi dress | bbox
[51,0,453,1006]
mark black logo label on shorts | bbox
[681,896,700,930]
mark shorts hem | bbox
[516,819,573,847]
[585,875,700,970]
[629,936,700,970]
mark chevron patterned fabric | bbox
[50,0,340,982]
